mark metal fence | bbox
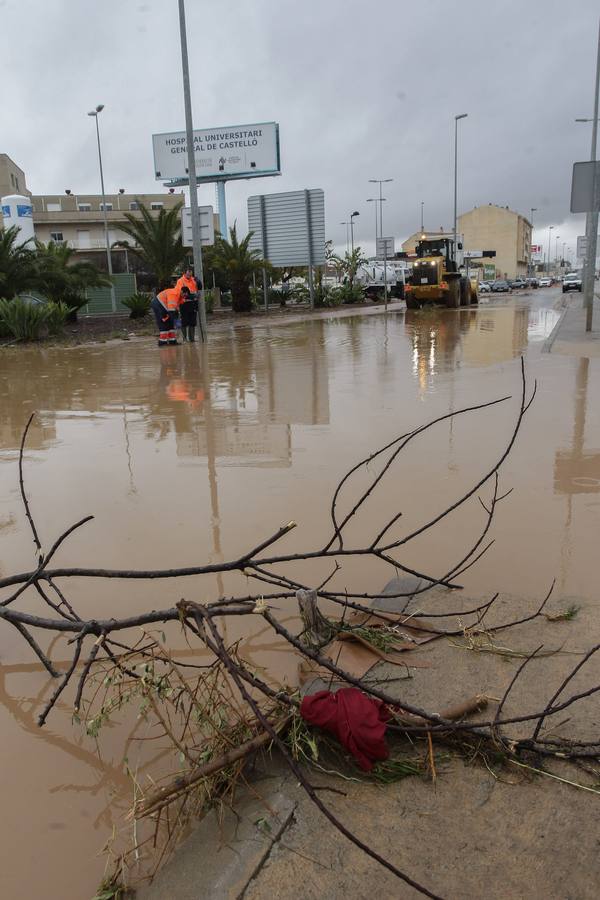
[81,273,137,316]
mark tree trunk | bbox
[232,281,252,313]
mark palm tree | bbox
[332,247,368,289]
[0,226,38,298]
[113,200,186,289]
[34,240,110,318]
[210,225,265,312]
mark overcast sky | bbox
[1,0,598,259]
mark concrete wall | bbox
[0,154,30,201]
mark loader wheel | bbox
[459,276,471,307]
[405,295,421,310]
[446,279,460,309]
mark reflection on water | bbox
[0,293,598,899]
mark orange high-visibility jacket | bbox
[157,287,181,312]
[175,274,198,299]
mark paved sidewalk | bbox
[544,290,600,357]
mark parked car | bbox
[538,277,552,287]
[491,280,511,292]
[562,272,583,293]
[526,277,539,289]
[479,281,491,293]
[510,278,527,290]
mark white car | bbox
[478,281,491,293]
[538,277,552,287]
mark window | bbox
[10,173,15,187]
[100,202,113,211]
[47,202,62,212]
[49,232,64,243]
[129,201,140,211]
[78,203,91,212]
[150,202,164,210]
[15,177,19,191]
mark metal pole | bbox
[350,217,355,253]
[379,182,383,239]
[304,190,315,309]
[420,201,424,233]
[93,113,116,312]
[383,241,388,309]
[216,180,227,237]
[178,0,206,341]
[584,18,600,331]
[453,114,467,251]
[547,226,553,276]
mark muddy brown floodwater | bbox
[1,289,599,899]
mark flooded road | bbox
[1,287,599,899]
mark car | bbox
[491,280,511,292]
[526,277,539,289]
[17,293,46,305]
[478,281,491,293]
[510,278,527,290]
[562,272,582,293]
[538,277,552,287]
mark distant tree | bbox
[0,226,38,298]
[331,247,368,289]
[113,200,186,289]
[210,225,265,312]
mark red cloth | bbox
[300,687,390,771]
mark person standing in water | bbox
[175,268,201,342]
[152,285,190,346]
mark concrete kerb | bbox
[541,302,569,353]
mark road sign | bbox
[376,236,395,258]
[577,235,588,259]
[571,161,600,214]
[153,122,280,183]
[247,189,325,267]
[530,244,543,257]
[181,206,215,248]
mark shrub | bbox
[46,301,69,335]
[203,289,214,314]
[0,297,49,341]
[122,292,152,319]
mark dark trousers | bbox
[151,298,175,344]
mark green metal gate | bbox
[82,274,137,316]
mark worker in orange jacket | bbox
[152,285,190,346]
[175,268,201,342]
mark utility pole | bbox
[87,105,116,313]
[453,114,468,250]
[178,0,206,340]
[583,18,600,331]
[421,201,425,234]
[547,225,554,276]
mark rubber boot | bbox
[182,326,188,342]
[188,326,196,342]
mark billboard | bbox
[530,244,543,257]
[181,206,215,247]
[571,160,600,214]
[247,189,325,267]
[152,122,280,183]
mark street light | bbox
[340,221,351,254]
[547,225,554,276]
[453,113,468,250]
[350,210,360,252]
[421,201,425,233]
[529,208,537,276]
[87,104,116,313]
[555,235,560,269]
[575,19,600,331]
[368,178,393,239]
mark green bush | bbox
[0,297,49,341]
[203,289,214,314]
[46,301,69,335]
[122,292,152,319]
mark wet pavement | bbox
[1,286,599,899]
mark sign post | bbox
[376,237,395,308]
[177,0,206,340]
[248,190,325,310]
[181,206,215,247]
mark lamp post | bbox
[421,201,425,233]
[340,221,350,254]
[366,198,379,252]
[350,210,360,252]
[529,208,537,276]
[453,114,468,250]
[368,179,393,242]
[562,241,567,268]
[575,17,600,331]
[555,235,560,271]
[547,225,554,276]
[87,104,116,313]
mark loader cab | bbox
[415,237,461,272]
